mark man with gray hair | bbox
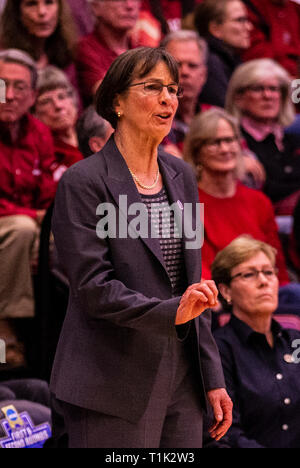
[76,104,113,157]
[161,30,208,156]
[0,49,56,368]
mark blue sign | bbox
[0,407,51,448]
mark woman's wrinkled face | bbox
[236,77,282,122]
[221,251,279,319]
[20,0,59,38]
[36,87,77,131]
[211,0,252,49]
[198,118,240,174]
[115,61,179,141]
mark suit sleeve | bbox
[52,164,181,336]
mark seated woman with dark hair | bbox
[194,0,252,108]
[0,0,78,90]
[35,66,83,182]
[226,58,300,216]
[212,235,300,448]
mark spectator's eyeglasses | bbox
[128,81,183,99]
[230,16,251,24]
[176,61,204,71]
[37,90,73,108]
[0,79,30,96]
[203,136,238,149]
[230,268,278,283]
[244,85,282,94]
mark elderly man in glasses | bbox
[0,49,56,368]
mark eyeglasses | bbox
[36,90,73,108]
[230,16,251,24]
[128,81,183,98]
[0,79,31,97]
[203,136,238,149]
[176,61,204,71]
[244,85,282,94]
[230,267,278,283]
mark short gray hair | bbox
[161,29,208,64]
[226,58,295,127]
[0,49,38,89]
[36,65,78,108]
[76,105,110,157]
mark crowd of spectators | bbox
[0,0,300,449]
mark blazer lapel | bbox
[101,138,199,286]
[101,137,167,274]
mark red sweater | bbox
[243,0,300,77]
[76,29,139,100]
[51,137,84,182]
[198,183,290,286]
[0,114,57,219]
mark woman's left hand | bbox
[207,388,233,441]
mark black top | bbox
[214,315,300,448]
[199,35,241,108]
[241,127,300,203]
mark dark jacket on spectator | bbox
[241,127,300,215]
[199,35,241,108]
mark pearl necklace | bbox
[128,167,160,190]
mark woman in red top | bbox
[184,108,289,285]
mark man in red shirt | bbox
[76,0,141,102]
[0,50,56,363]
[243,0,300,77]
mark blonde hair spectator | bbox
[184,107,244,179]
[211,234,277,289]
[226,58,295,127]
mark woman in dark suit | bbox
[50,47,232,448]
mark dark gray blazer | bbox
[50,136,225,423]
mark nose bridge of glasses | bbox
[156,83,177,99]
[217,137,234,149]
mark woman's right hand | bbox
[175,280,219,325]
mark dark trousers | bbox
[52,337,203,448]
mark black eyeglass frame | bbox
[230,267,279,283]
[128,81,183,98]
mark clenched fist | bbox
[175,280,219,325]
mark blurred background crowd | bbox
[1,0,300,449]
